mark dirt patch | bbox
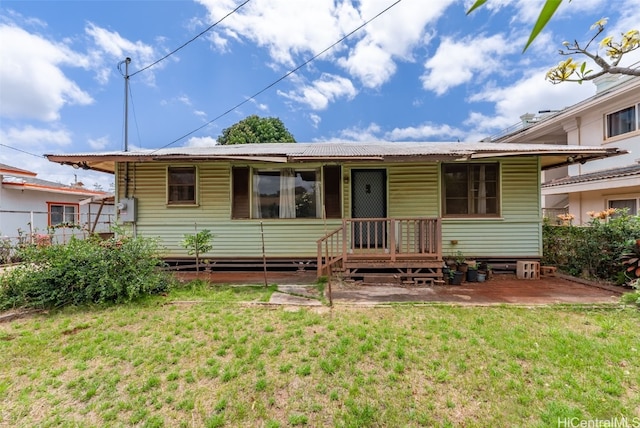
[61,325,90,336]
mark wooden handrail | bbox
[317,217,441,277]
[317,224,346,277]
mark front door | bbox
[351,169,387,247]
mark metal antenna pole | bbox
[124,57,131,152]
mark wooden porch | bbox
[317,218,443,285]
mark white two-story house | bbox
[491,75,639,224]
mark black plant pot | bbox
[451,271,464,285]
[466,269,478,282]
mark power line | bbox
[153,0,403,151]
[0,143,44,159]
[129,0,252,78]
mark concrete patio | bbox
[325,275,624,305]
[174,270,627,306]
[268,274,626,306]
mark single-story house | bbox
[46,142,623,281]
[0,163,114,247]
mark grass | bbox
[1,283,639,427]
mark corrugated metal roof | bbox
[46,141,619,159]
[44,141,626,175]
[542,164,640,188]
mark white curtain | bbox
[279,168,296,218]
[252,173,262,218]
[478,165,487,214]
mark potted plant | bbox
[478,262,492,281]
[455,251,468,273]
[442,265,451,284]
[451,270,464,285]
[444,255,457,269]
[466,264,479,282]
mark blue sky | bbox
[1,0,639,189]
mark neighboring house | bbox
[0,163,114,244]
[490,75,640,224]
[46,142,623,281]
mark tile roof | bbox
[542,164,640,188]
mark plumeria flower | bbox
[599,36,613,47]
[590,17,608,30]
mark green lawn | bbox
[1,284,639,427]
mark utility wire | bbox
[0,143,45,159]
[153,0,403,152]
[120,79,143,151]
[129,0,251,78]
[128,83,144,149]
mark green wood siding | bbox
[388,164,439,217]
[441,157,542,258]
[116,158,542,259]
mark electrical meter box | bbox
[117,197,137,222]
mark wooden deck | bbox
[317,218,443,284]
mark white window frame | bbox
[605,104,639,139]
[48,202,78,226]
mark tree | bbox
[546,20,640,84]
[182,225,214,274]
[467,1,640,84]
[217,115,296,145]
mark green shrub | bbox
[542,211,640,284]
[0,232,172,310]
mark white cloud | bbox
[0,24,93,121]
[385,123,465,141]
[197,0,455,105]
[309,113,321,128]
[323,122,383,142]
[465,68,595,135]
[177,95,192,106]
[85,22,158,85]
[88,136,110,150]
[248,98,269,112]
[337,42,396,89]
[278,73,356,110]
[185,136,218,147]
[197,0,351,66]
[421,33,516,95]
[1,125,72,148]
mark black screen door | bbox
[351,169,386,247]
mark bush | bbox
[0,233,172,310]
[542,211,640,284]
